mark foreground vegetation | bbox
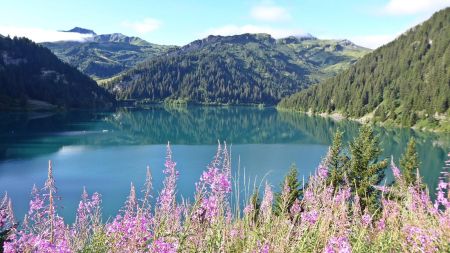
[0,127,449,252]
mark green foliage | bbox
[279,8,450,131]
[42,32,176,80]
[326,130,348,188]
[0,36,114,110]
[400,138,420,185]
[325,126,388,211]
[248,189,261,223]
[103,34,369,105]
[80,229,109,253]
[347,126,388,211]
[0,228,10,253]
[274,164,301,215]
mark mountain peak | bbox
[64,27,97,35]
[93,33,151,46]
[296,33,317,40]
[178,33,276,53]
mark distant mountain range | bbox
[0,36,114,110]
[278,7,450,131]
[42,28,176,80]
[1,7,448,133]
[102,33,370,105]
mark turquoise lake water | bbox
[0,106,448,223]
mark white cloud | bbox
[121,18,161,33]
[384,0,450,15]
[349,34,398,49]
[250,4,291,22]
[203,24,303,39]
[0,26,93,43]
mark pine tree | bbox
[326,130,348,188]
[400,138,420,185]
[274,164,301,215]
[347,125,388,211]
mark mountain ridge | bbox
[103,33,370,105]
[42,28,176,80]
[278,7,450,132]
[0,36,114,110]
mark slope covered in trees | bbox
[278,8,450,131]
[42,28,176,80]
[0,36,114,110]
[103,34,369,105]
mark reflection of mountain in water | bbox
[0,106,449,193]
[106,107,320,145]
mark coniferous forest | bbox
[279,8,450,131]
[0,36,114,110]
[103,34,369,105]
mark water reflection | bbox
[0,106,448,196]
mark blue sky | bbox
[0,0,448,48]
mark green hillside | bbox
[0,36,114,110]
[278,8,450,132]
[42,29,176,80]
[103,33,369,105]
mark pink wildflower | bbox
[157,143,179,215]
[391,158,401,179]
[290,199,301,216]
[150,238,178,253]
[260,183,273,219]
[324,236,351,253]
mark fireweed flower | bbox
[290,198,302,216]
[324,236,352,253]
[334,187,351,203]
[5,161,70,252]
[317,164,329,179]
[3,149,450,252]
[403,225,439,253]
[194,142,232,222]
[361,212,372,227]
[149,237,178,253]
[254,241,270,253]
[243,204,254,216]
[71,188,102,251]
[157,143,179,216]
[0,193,15,231]
[260,182,274,220]
[391,158,401,179]
[106,183,152,252]
[434,179,449,209]
[373,185,389,193]
[301,210,319,225]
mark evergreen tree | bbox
[347,126,388,211]
[400,138,420,185]
[274,164,301,215]
[326,130,348,188]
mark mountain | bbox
[103,33,370,105]
[0,35,115,110]
[42,28,176,80]
[278,8,450,132]
[63,27,96,35]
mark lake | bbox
[0,106,449,223]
